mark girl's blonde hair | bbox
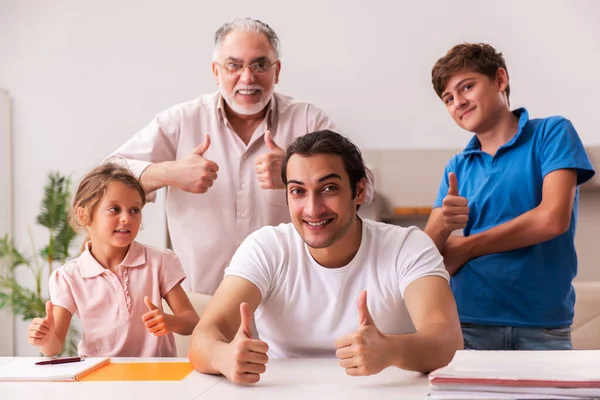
[71,163,146,252]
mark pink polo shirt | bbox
[105,91,374,294]
[49,241,185,357]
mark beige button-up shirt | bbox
[106,92,372,294]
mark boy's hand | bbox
[442,172,469,232]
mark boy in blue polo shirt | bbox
[424,43,595,350]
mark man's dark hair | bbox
[281,130,367,200]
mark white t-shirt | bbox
[224,219,449,358]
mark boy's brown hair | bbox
[431,43,510,102]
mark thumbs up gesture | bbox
[254,130,286,189]
[442,172,469,232]
[142,296,170,336]
[220,302,269,384]
[172,134,220,194]
[334,291,390,376]
[28,301,56,346]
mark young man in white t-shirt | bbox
[189,130,463,384]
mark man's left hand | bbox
[442,235,472,275]
[254,130,285,189]
[334,291,391,376]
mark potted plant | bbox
[0,172,79,355]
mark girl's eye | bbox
[290,188,304,195]
[131,208,141,214]
[108,207,119,213]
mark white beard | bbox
[219,77,276,116]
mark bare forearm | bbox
[424,215,451,253]
[139,162,175,193]
[166,311,200,336]
[385,323,462,373]
[189,325,230,375]
[40,334,64,357]
[466,207,567,259]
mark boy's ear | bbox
[496,67,509,93]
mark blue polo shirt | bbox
[434,108,595,327]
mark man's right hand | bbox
[218,302,269,384]
[170,134,219,194]
[28,301,55,347]
[442,172,469,232]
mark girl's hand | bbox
[28,301,56,346]
[142,296,171,336]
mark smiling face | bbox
[83,181,142,250]
[212,29,280,117]
[285,153,365,250]
[441,69,509,133]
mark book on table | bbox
[0,357,111,382]
[428,350,600,399]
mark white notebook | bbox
[429,350,600,387]
[0,357,111,382]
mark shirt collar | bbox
[461,107,529,156]
[79,241,146,278]
[216,92,276,130]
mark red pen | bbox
[35,357,84,366]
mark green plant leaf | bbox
[52,222,78,264]
[36,172,71,231]
[0,275,45,319]
[0,170,81,356]
[0,235,30,273]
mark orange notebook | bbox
[0,357,110,382]
[81,362,193,381]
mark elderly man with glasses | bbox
[105,17,373,295]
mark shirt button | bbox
[240,183,246,189]
[238,212,245,217]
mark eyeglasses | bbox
[216,60,278,75]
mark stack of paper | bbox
[429,350,600,399]
[0,357,111,382]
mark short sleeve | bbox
[158,249,187,297]
[224,227,281,299]
[540,118,595,185]
[396,228,449,297]
[48,269,77,315]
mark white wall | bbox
[0,90,15,356]
[1,0,599,356]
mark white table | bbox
[200,357,429,400]
[1,357,430,399]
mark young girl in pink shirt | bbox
[27,163,200,357]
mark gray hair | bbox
[213,17,281,60]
